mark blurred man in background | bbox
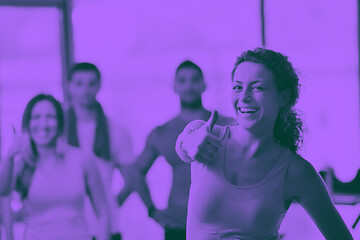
[67,63,134,240]
[117,60,234,240]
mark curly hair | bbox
[231,48,304,152]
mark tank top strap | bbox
[215,125,231,168]
[219,125,231,141]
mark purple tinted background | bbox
[0,6,63,137]
[1,0,360,239]
[72,2,260,238]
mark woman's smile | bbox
[238,106,260,114]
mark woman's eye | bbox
[253,86,264,91]
[232,86,242,90]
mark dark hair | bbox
[176,60,203,79]
[231,48,304,152]
[17,94,65,199]
[68,62,101,81]
[22,94,64,137]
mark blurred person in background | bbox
[176,48,353,240]
[117,60,234,240]
[0,94,110,240]
[66,63,134,240]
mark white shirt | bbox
[76,118,134,235]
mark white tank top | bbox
[22,152,89,240]
[77,120,119,234]
[187,126,291,240]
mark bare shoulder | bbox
[154,116,185,134]
[286,150,323,199]
[63,144,80,157]
[287,151,318,181]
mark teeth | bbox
[239,107,259,113]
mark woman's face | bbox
[29,100,59,146]
[231,62,285,132]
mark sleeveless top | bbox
[22,151,89,240]
[187,126,292,240]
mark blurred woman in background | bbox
[176,48,353,240]
[0,94,109,240]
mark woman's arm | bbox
[286,156,353,239]
[1,196,14,240]
[0,155,16,195]
[0,134,30,195]
[83,154,110,240]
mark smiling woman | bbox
[23,97,63,151]
[232,62,284,135]
[0,94,110,240]
[176,48,353,240]
[231,49,303,153]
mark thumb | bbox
[205,110,218,131]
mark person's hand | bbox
[7,133,34,165]
[151,209,183,228]
[182,111,222,163]
[7,133,32,161]
[116,189,128,206]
